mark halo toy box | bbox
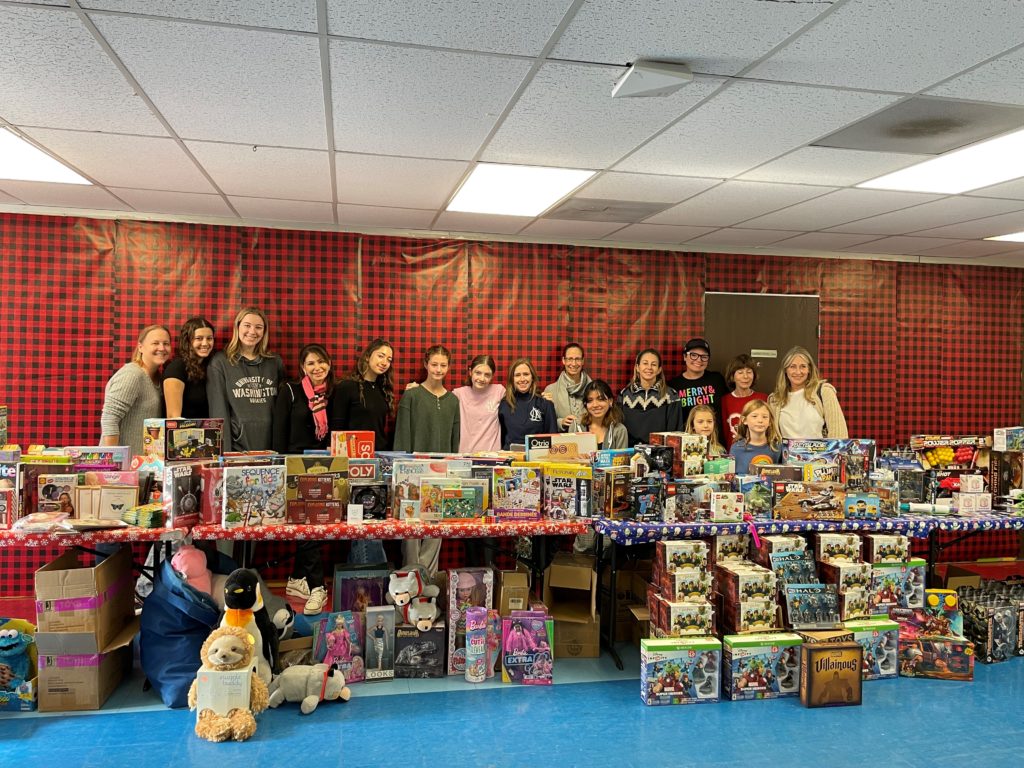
[723,632,802,700]
[784,584,840,630]
[769,550,818,588]
[799,642,863,707]
[869,560,926,614]
[815,533,862,565]
[843,618,899,680]
[640,636,721,706]
[752,534,807,568]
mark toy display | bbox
[770,550,818,587]
[267,663,350,714]
[501,613,554,685]
[784,584,839,629]
[364,606,395,681]
[751,534,806,567]
[723,633,802,700]
[542,463,593,519]
[394,623,445,679]
[664,477,721,523]
[710,491,744,523]
[333,567,388,613]
[492,466,542,522]
[164,419,223,461]
[815,533,862,564]
[661,569,713,602]
[869,560,926,614]
[782,438,876,491]
[898,636,975,681]
[773,482,845,520]
[221,465,286,528]
[732,476,773,520]
[640,636,721,706]
[844,492,880,520]
[188,626,269,742]
[799,642,863,708]
[447,568,494,675]
[312,611,365,684]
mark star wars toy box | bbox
[648,432,707,477]
[723,632,803,700]
[492,466,542,522]
[447,568,494,675]
[732,475,773,520]
[843,618,899,680]
[162,460,216,527]
[640,636,721,706]
[870,560,926,615]
[815,533,863,564]
[394,622,446,679]
[525,433,597,463]
[863,534,910,564]
[782,438,876,491]
[330,430,375,459]
[163,418,223,462]
[774,481,846,520]
[541,463,592,519]
[593,466,632,519]
[818,561,872,594]
[799,642,863,707]
[844,492,881,520]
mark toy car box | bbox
[723,632,802,700]
[640,636,721,706]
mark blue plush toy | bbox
[0,626,35,690]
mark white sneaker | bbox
[286,577,311,599]
[304,586,329,615]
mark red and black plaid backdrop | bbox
[1,213,1022,591]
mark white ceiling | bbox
[3,0,1024,264]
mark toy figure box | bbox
[0,617,37,711]
[711,534,750,566]
[751,534,807,568]
[664,477,721,523]
[719,598,780,635]
[898,635,974,681]
[993,426,1024,453]
[863,534,910,564]
[844,492,881,520]
[525,433,598,463]
[164,418,223,461]
[710,491,744,523]
[640,636,721,706]
[843,618,899,680]
[447,568,495,675]
[769,551,818,587]
[962,600,1017,664]
[501,614,554,685]
[838,588,871,621]
[221,465,286,528]
[629,476,665,522]
[364,605,396,681]
[732,475,773,520]
[654,598,714,638]
[661,568,713,602]
[162,461,214,528]
[648,432,707,477]
[819,561,872,593]
[799,642,863,708]
[988,450,1024,497]
[773,482,845,520]
[657,540,709,573]
[723,632,803,700]
[312,610,366,683]
[593,466,632,520]
[394,622,445,679]
[782,438,876,491]
[542,463,593,519]
[870,560,926,614]
[715,563,777,602]
[784,584,840,629]
[492,466,542,522]
[815,533,863,564]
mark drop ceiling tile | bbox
[484,62,722,168]
[94,15,326,147]
[909,210,1024,239]
[110,187,235,217]
[966,177,1024,201]
[520,219,627,239]
[335,153,468,209]
[82,1,317,32]
[686,228,804,247]
[230,197,335,224]
[330,41,532,159]
[770,232,883,251]
[749,0,1024,91]
[0,6,165,134]
[6,1,67,5]
[553,0,829,74]
[186,142,332,201]
[326,0,572,56]
[616,81,897,178]
[841,236,963,255]
[646,181,833,227]
[0,181,131,210]
[827,197,1024,236]
[927,47,1024,106]
[335,204,435,230]
[577,173,719,203]
[605,223,717,244]
[740,147,930,186]
[914,240,1020,258]
[23,128,215,192]
[738,188,942,231]
[433,211,533,236]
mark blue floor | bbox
[2,647,1023,767]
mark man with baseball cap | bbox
[668,338,728,426]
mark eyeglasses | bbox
[563,357,584,363]
[686,353,710,362]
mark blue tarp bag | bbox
[139,553,235,708]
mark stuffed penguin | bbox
[221,569,278,684]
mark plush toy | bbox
[212,570,294,643]
[188,626,269,742]
[0,626,34,691]
[387,566,440,607]
[172,544,213,596]
[220,569,277,683]
[401,596,441,631]
[268,663,350,715]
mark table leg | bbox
[597,538,623,670]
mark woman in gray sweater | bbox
[100,324,171,456]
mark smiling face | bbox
[513,363,533,393]
[562,346,584,378]
[237,313,265,354]
[585,389,611,422]
[425,353,450,384]
[191,327,214,359]
[635,353,661,387]
[785,355,810,390]
[366,345,393,380]
[138,328,171,371]
[470,363,494,390]
[685,347,710,375]
[302,351,331,386]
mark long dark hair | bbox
[298,343,335,396]
[579,379,623,428]
[348,338,395,411]
[177,317,214,383]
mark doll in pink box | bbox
[323,614,353,667]
[504,619,538,655]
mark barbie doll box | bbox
[447,568,494,675]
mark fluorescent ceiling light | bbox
[985,231,1024,243]
[447,163,595,217]
[0,128,91,185]
[858,127,1024,194]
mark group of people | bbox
[98,310,849,605]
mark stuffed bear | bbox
[188,626,269,742]
[220,569,277,683]
[0,626,34,691]
[387,566,440,607]
[401,596,441,632]
[268,663,351,715]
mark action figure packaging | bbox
[818,561,872,594]
[723,632,803,700]
[773,481,846,521]
[783,584,840,630]
[862,534,910,564]
[843,618,899,680]
[652,598,715,638]
[732,475,773,520]
[838,588,871,621]
[844,492,881,520]
[719,597,782,635]
[715,562,777,603]
[961,599,1017,664]
[751,534,806,568]
[815,533,862,565]
[799,642,863,707]
[653,540,708,590]
[897,634,975,681]
[640,636,721,706]
[768,550,818,588]
[869,560,926,615]
[660,568,713,602]
[710,534,750,567]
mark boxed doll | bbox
[447,568,495,675]
[501,614,554,685]
[364,605,396,681]
[640,636,721,706]
[843,618,899,680]
[312,610,366,683]
[723,632,803,700]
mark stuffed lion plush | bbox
[188,625,269,742]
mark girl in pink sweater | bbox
[452,355,505,453]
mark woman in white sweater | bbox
[100,325,171,455]
[767,346,848,439]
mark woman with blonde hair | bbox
[100,324,171,455]
[767,346,848,439]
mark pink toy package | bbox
[501,615,554,685]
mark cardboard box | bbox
[542,553,597,623]
[553,615,600,658]
[723,632,803,700]
[394,622,446,679]
[800,641,863,707]
[37,616,136,712]
[640,636,721,705]
[498,569,531,616]
[34,547,134,652]
[798,629,854,644]
[843,618,899,680]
